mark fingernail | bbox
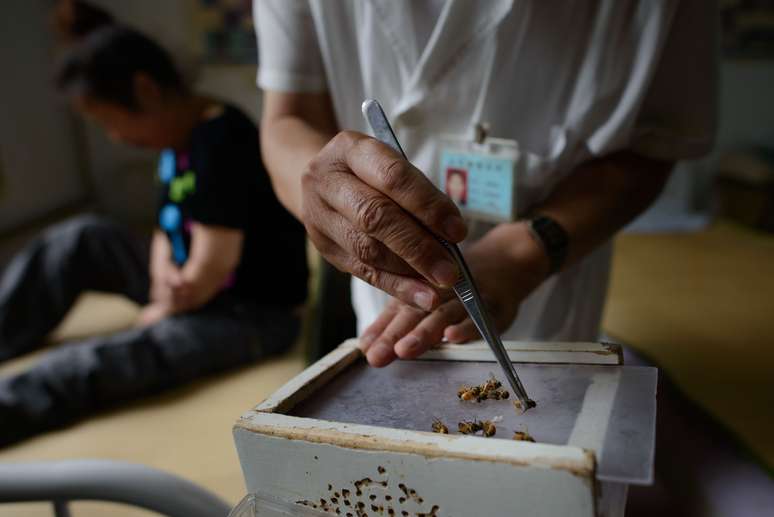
[368,343,393,366]
[431,260,458,287]
[413,290,434,311]
[444,216,467,241]
[399,335,420,352]
[359,333,375,349]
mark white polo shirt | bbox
[254,0,717,341]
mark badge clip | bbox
[473,122,490,145]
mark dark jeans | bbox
[0,215,300,448]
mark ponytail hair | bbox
[53,1,186,110]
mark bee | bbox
[512,427,535,442]
[431,418,449,434]
[481,420,497,437]
[457,420,482,434]
[460,375,512,403]
[460,390,478,401]
[459,385,482,401]
[481,373,502,393]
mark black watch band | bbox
[527,215,569,275]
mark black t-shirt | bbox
[156,103,308,307]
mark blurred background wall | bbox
[628,57,774,231]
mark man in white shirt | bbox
[253,4,774,513]
[254,0,716,367]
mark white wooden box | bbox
[234,340,655,517]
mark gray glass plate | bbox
[291,360,657,485]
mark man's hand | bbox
[301,131,468,311]
[261,92,466,310]
[358,222,549,366]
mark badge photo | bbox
[436,135,520,224]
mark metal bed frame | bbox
[0,459,230,517]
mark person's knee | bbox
[39,214,120,258]
[45,214,115,241]
[59,214,116,235]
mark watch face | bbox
[544,221,563,247]
[531,216,568,273]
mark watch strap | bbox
[527,215,569,275]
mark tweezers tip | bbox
[513,398,537,414]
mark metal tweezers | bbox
[362,99,536,412]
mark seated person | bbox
[0,1,308,448]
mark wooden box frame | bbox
[234,340,628,517]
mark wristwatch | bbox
[527,215,569,275]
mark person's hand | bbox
[301,131,468,311]
[149,261,193,310]
[135,302,172,327]
[358,222,550,366]
[149,277,171,305]
[162,267,194,309]
[150,258,176,303]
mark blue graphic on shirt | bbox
[159,203,188,265]
[158,149,176,184]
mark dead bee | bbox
[460,385,482,401]
[431,418,449,434]
[481,373,502,393]
[457,420,482,434]
[460,390,477,401]
[512,428,535,442]
[459,375,512,403]
[481,420,497,437]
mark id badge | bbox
[435,134,519,223]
